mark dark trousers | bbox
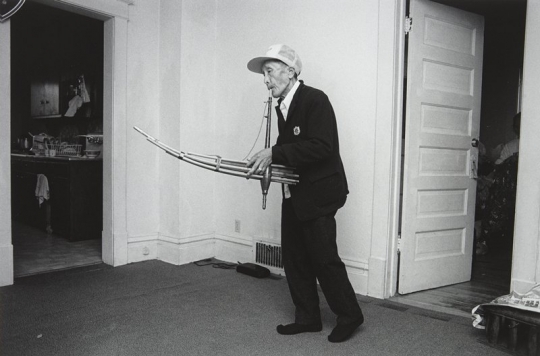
[281,199,363,326]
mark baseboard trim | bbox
[0,244,13,286]
[157,232,215,265]
[344,258,369,296]
[214,234,252,265]
[128,239,158,263]
[130,232,370,297]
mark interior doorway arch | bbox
[0,0,131,286]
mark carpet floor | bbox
[0,260,510,356]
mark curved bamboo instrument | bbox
[133,126,299,206]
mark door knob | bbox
[471,138,479,147]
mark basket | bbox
[34,143,82,157]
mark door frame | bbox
[0,0,131,285]
[380,0,539,298]
[369,0,406,299]
[31,0,132,266]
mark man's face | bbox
[262,60,294,98]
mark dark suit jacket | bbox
[272,81,348,221]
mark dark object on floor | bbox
[193,259,237,269]
[328,314,365,343]
[276,322,323,335]
[484,305,540,355]
[236,262,270,278]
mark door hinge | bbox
[405,16,413,34]
[397,233,402,253]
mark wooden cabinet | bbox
[11,160,39,226]
[30,77,61,118]
[11,155,102,241]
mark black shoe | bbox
[328,315,364,343]
[276,322,323,335]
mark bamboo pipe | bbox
[144,135,298,184]
[133,126,299,188]
[186,152,295,175]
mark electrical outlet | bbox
[235,219,241,233]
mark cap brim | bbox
[247,56,275,74]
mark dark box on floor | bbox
[484,305,540,355]
[236,263,270,278]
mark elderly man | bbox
[246,44,364,343]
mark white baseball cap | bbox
[247,44,302,75]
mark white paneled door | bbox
[399,0,484,294]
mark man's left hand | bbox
[247,148,272,177]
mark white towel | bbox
[80,76,91,103]
[64,95,84,117]
[35,174,50,207]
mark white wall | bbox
[0,21,14,286]
[512,0,540,294]
[127,0,390,294]
[0,0,393,292]
[116,0,221,265]
[208,0,381,291]
[118,0,162,262]
[157,0,183,258]
[156,0,218,264]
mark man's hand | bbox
[246,148,272,177]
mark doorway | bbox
[393,0,526,316]
[10,2,104,277]
[1,0,129,285]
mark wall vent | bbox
[255,241,283,269]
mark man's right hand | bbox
[246,148,272,177]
